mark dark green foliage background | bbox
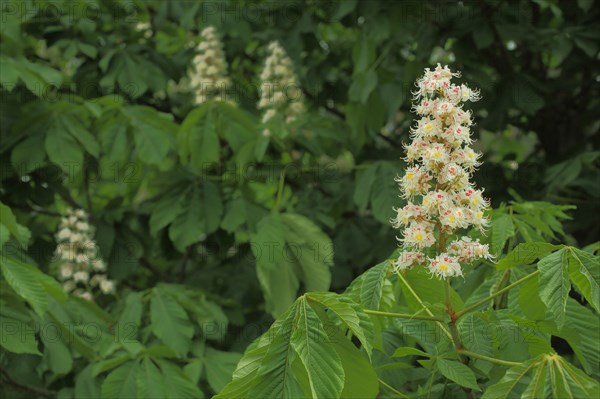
[0,0,599,398]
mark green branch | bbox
[458,349,521,367]
[378,378,408,398]
[0,367,56,398]
[364,309,445,322]
[396,270,453,340]
[455,270,540,319]
[445,279,464,353]
[274,168,286,211]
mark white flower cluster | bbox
[258,41,304,135]
[391,64,492,279]
[189,26,232,105]
[54,209,115,300]
[134,21,152,39]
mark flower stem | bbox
[458,349,521,367]
[378,378,408,398]
[364,309,445,322]
[455,270,540,319]
[274,168,286,211]
[396,270,453,340]
[445,279,465,357]
[493,269,511,309]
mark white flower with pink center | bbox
[428,254,463,278]
[401,221,436,249]
[390,64,491,279]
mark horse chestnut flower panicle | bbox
[189,26,233,105]
[258,41,305,133]
[391,64,492,279]
[54,208,115,299]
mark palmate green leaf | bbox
[44,117,85,173]
[566,247,600,312]
[178,104,219,167]
[253,213,299,317]
[0,55,63,94]
[204,348,243,393]
[122,105,176,165]
[481,356,539,399]
[329,324,379,399]
[41,323,73,375]
[291,298,344,399]
[554,299,600,376]
[116,291,143,342]
[219,324,288,397]
[0,202,30,248]
[247,303,306,398]
[548,354,600,399]
[177,101,255,167]
[349,69,378,104]
[216,295,374,399]
[37,271,68,303]
[10,134,46,175]
[437,358,480,391]
[62,113,100,158]
[100,356,202,399]
[92,355,132,377]
[176,294,228,341]
[491,213,514,255]
[353,163,377,211]
[491,311,548,361]
[193,107,217,162]
[75,365,101,399]
[463,271,502,308]
[149,287,193,357]
[183,358,204,385]
[201,181,225,234]
[117,53,153,99]
[149,191,187,237]
[136,358,167,399]
[517,215,557,241]
[458,313,495,360]
[538,248,570,328]
[117,53,149,97]
[252,213,334,317]
[220,198,247,233]
[46,299,95,361]
[0,316,41,355]
[97,112,129,164]
[281,213,333,292]
[371,162,399,224]
[514,219,545,243]
[352,162,399,223]
[400,266,463,314]
[346,264,394,351]
[510,202,574,242]
[360,260,392,311]
[101,361,139,399]
[352,32,375,73]
[217,104,257,150]
[392,347,430,358]
[168,182,223,251]
[521,358,549,398]
[157,359,205,399]
[496,242,562,270]
[545,155,583,193]
[0,257,47,316]
[482,354,600,399]
[306,292,374,357]
[517,275,546,320]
